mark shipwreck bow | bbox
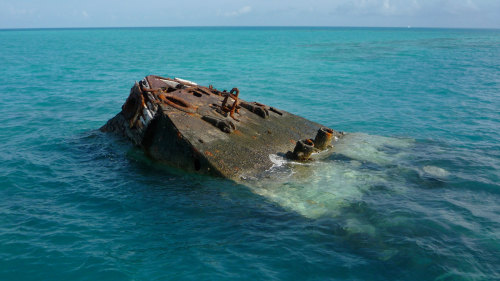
[101,75,343,180]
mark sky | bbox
[0,0,499,29]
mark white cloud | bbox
[6,5,35,16]
[381,0,396,14]
[82,10,89,18]
[333,0,425,16]
[225,6,252,17]
[443,0,480,14]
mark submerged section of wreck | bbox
[101,75,343,180]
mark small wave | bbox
[422,165,450,179]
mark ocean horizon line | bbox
[1,25,499,32]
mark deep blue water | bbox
[0,27,499,280]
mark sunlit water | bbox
[0,27,499,280]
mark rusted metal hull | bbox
[101,75,344,180]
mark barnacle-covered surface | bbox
[101,75,344,180]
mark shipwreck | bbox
[101,75,344,180]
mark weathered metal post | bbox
[314,127,334,150]
[292,139,315,161]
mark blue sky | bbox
[0,0,499,29]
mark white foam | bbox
[269,154,287,167]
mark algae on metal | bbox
[101,75,344,181]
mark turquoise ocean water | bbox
[0,27,499,280]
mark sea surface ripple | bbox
[0,27,499,280]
